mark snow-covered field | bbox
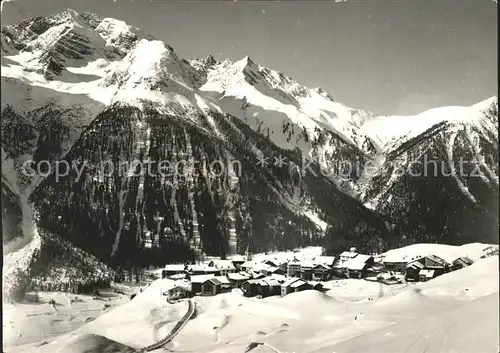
[3,244,498,353]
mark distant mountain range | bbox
[1,10,498,274]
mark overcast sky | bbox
[2,0,497,115]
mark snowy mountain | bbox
[1,9,498,285]
[1,9,391,280]
[362,97,498,245]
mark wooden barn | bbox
[201,276,231,296]
[241,279,260,297]
[257,278,282,298]
[227,272,251,288]
[166,284,191,300]
[405,255,450,282]
[451,257,474,271]
[311,264,332,281]
[345,254,375,279]
[190,274,216,294]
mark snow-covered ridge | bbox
[360,96,498,152]
[3,9,495,160]
[1,8,154,78]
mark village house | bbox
[311,264,332,281]
[339,248,359,262]
[229,255,246,271]
[418,269,436,282]
[190,274,216,294]
[299,261,314,281]
[364,263,385,278]
[186,264,220,276]
[289,279,314,293]
[241,269,264,279]
[287,258,302,278]
[281,278,300,296]
[166,284,191,301]
[405,255,450,282]
[239,260,256,272]
[169,273,187,281]
[345,254,375,279]
[227,272,251,288]
[261,259,279,267]
[241,279,260,297]
[276,260,288,273]
[207,260,237,275]
[382,253,409,273]
[480,245,499,258]
[308,281,325,292]
[451,256,474,271]
[162,264,188,278]
[258,263,286,276]
[269,273,287,283]
[201,276,231,296]
[257,278,282,298]
[332,248,359,277]
[313,256,336,267]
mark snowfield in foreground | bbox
[4,249,498,353]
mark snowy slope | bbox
[9,254,498,353]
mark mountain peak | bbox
[236,55,257,70]
[61,8,80,19]
[204,54,217,66]
[313,87,335,101]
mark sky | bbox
[1,0,497,115]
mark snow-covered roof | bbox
[258,278,281,287]
[227,272,250,281]
[164,264,185,271]
[281,277,300,287]
[308,280,323,288]
[204,277,223,286]
[299,261,314,269]
[346,254,373,271]
[170,273,186,280]
[214,275,230,284]
[247,271,266,279]
[313,256,336,266]
[382,253,410,263]
[288,258,302,266]
[290,279,309,288]
[203,276,230,286]
[241,261,258,268]
[168,283,191,292]
[229,255,246,262]
[270,274,287,282]
[419,269,435,278]
[407,261,425,269]
[186,264,202,271]
[186,264,219,273]
[452,256,473,265]
[250,262,278,273]
[312,263,331,270]
[190,274,216,283]
[210,260,236,271]
[340,251,358,258]
[426,254,450,266]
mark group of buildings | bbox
[161,245,499,301]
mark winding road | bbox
[136,298,196,352]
